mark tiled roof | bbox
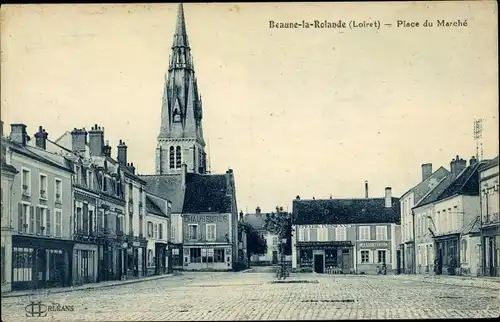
[401,167,450,202]
[435,161,485,201]
[182,173,232,214]
[139,174,184,213]
[242,213,266,231]
[146,195,167,217]
[413,174,455,209]
[292,197,400,225]
[479,156,499,172]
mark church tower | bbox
[156,4,207,175]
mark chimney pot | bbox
[34,125,48,150]
[10,124,28,145]
[365,180,369,198]
[421,163,433,181]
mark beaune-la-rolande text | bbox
[269,20,379,29]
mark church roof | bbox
[182,173,232,214]
[293,197,400,225]
[139,174,184,213]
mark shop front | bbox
[356,241,392,275]
[183,244,232,271]
[434,233,460,275]
[73,243,98,286]
[481,226,499,277]
[12,235,74,291]
[296,241,354,274]
[170,243,183,270]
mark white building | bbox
[145,192,171,276]
[242,207,280,265]
[400,164,449,274]
[479,156,499,277]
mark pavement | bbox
[1,271,499,321]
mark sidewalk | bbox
[394,274,500,290]
[2,273,174,298]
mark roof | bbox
[479,156,499,172]
[1,162,18,174]
[435,161,485,202]
[146,195,167,217]
[401,166,450,201]
[461,216,480,235]
[292,197,400,225]
[3,137,73,173]
[413,174,455,209]
[242,213,266,231]
[182,173,232,214]
[139,174,184,213]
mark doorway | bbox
[272,251,278,264]
[341,251,350,274]
[396,250,401,274]
[314,254,324,273]
[488,237,496,277]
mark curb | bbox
[240,268,255,273]
[2,274,174,298]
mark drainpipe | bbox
[412,210,417,274]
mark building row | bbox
[400,155,499,277]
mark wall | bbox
[414,203,435,274]
[10,151,73,239]
[480,164,499,223]
[170,213,183,244]
[124,176,146,237]
[1,168,16,292]
[145,213,169,272]
[400,192,414,244]
[459,234,481,276]
[183,213,231,243]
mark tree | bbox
[238,221,267,267]
[264,207,293,255]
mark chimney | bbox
[34,126,48,150]
[450,155,467,178]
[239,211,243,221]
[88,124,104,156]
[225,169,234,195]
[469,156,478,166]
[256,206,261,215]
[117,140,127,165]
[102,140,112,157]
[296,195,300,200]
[10,124,28,145]
[71,128,87,154]
[385,187,392,208]
[127,162,136,175]
[421,163,433,181]
[365,180,369,198]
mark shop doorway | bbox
[314,254,324,273]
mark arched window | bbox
[169,147,175,169]
[176,146,181,168]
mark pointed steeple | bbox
[173,3,189,48]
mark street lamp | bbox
[121,242,128,281]
[280,238,287,279]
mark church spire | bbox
[172,3,189,48]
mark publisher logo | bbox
[25,301,75,317]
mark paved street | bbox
[1,272,499,321]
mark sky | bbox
[1,2,498,214]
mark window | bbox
[336,227,346,241]
[139,215,143,237]
[215,249,225,263]
[272,236,279,246]
[377,250,387,264]
[13,247,34,282]
[376,226,387,240]
[360,250,370,263]
[39,174,47,199]
[176,146,182,168]
[55,210,62,237]
[154,223,158,239]
[76,207,82,232]
[87,170,93,189]
[159,224,163,239]
[55,179,62,204]
[171,225,176,241]
[129,183,133,199]
[19,204,29,233]
[206,224,216,241]
[147,221,153,238]
[35,207,46,234]
[359,226,370,241]
[74,165,80,185]
[22,168,31,196]
[188,224,198,240]
[190,248,201,263]
[129,214,133,235]
[169,147,175,169]
[89,210,94,234]
[461,239,468,263]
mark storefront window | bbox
[360,250,370,263]
[325,249,337,267]
[190,248,201,263]
[215,249,224,263]
[377,250,387,264]
[13,247,34,282]
[299,250,313,267]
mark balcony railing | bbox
[22,185,30,196]
[40,190,47,199]
[55,193,62,205]
[483,212,500,225]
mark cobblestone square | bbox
[2,272,499,321]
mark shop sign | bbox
[184,214,228,223]
[357,242,389,248]
[132,241,140,247]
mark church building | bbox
[140,4,241,271]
